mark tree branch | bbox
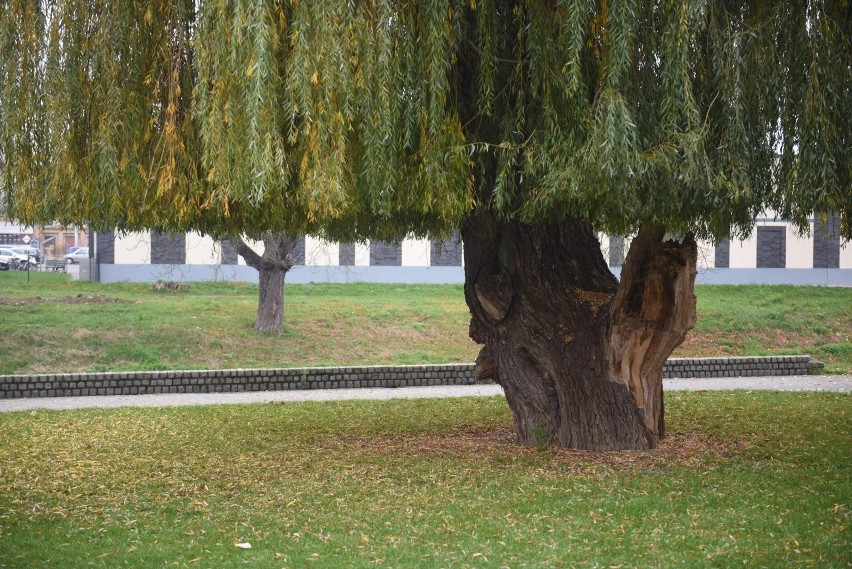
[232,234,297,272]
[232,235,263,270]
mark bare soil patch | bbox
[0,294,135,306]
[318,425,754,471]
[676,327,847,357]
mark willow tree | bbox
[2,1,849,450]
[0,1,313,333]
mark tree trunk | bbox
[463,212,697,451]
[255,264,286,334]
[233,233,297,335]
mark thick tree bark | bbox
[462,212,697,451]
[233,233,297,335]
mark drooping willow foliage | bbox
[1,0,849,240]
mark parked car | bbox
[0,248,11,270]
[0,247,29,269]
[64,247,90,264]
[9,246,41,264]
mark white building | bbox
[91,214,851,286]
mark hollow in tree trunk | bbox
[233,233,298,334]
[463,212,697,451]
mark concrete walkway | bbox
[0,375,848,413]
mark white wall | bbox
[402,237,430,267]
[114,231,151,264]
[355,242,370,266]
[841,239,852,269]
[785,224,814,269]
[729,233,757,268]
[696,239,715,269]
[237,238,264,265]
[185,232,218,265]
[598,234,610,261]
[305,236,339,266]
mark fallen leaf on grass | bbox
[235,542,252,549]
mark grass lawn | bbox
[683,285,851,373]
[0,271,850,375]
[0,392,849,567]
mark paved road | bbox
[0,375,848,413]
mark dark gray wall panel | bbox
[338,243,356,266]
[219,239,239,265]
[813,214,840,269]
[714,240,730,268]
[151,232,186,265]
[291,237,305,265]
[756,226,786,268]
[370,242,402,266]
[97,230,115,264]
[431,233,463,266]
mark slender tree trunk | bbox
[463,212,697,451]
[255,263,286,333]
[233,233,297,335]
